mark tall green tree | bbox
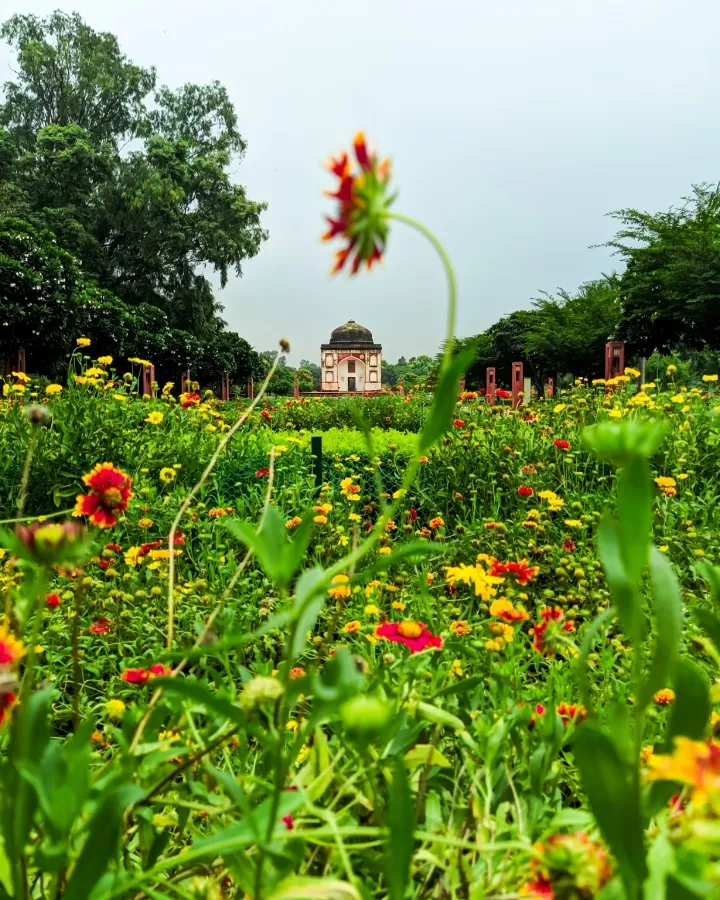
[608,184,720,355]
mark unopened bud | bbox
[239,676,284,712]
[25,404,50,427]
[279,337,291,354]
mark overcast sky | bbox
[2,0,719,364]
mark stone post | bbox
[142,365,155,397]
[221,374,230,401]
[523,376,532,403]
[546,377,554,398]
[512,361,523,408]
[486,367,495,404]
[247,377,254,400]
[293,378,299,400]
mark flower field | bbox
[2,352,720,899]
[3,129,720,900]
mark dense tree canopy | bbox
[607,184,720,356]
[0,10,266,382]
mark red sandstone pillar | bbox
[247,377,254,400]
[142,365,155,397]
[221,374,230,401]
[546,377,554,398]
[293,378,299,399]
[604,342,625,381]
[512,362,523,408]
[486,367,495,404]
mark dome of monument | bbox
[328,320,375,346]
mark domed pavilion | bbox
[320,320,382,393]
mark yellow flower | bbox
[348,513,361,523]
[488,621,514,642]
[76,337,91,347]
[12,384,25,394]
[659,545,669,553]
[446,564,504,602]
[145,411,164,425]
[328,574,351,599]
[392,488,406,499]
[624,367,641,378]
[378,546,392,556]
[671,394,685,404]
[666,364,677,375]
[45,384,63,395]
[485,639,504,651]
[364,604,381,616]
[313,514,328,525]
[113,393,128,402]
[592,378,606,386]
[553,403,566,413]
[138,517,153,528]
[159,468,176,483]
[654,476,676,489]
[677,473,688,480]
[703,374,719,383]
[449,658,463,678]
[646,737,720,806]
[654,688,675,706]
[641,382,656,390]
[97,356,113,366]
[640,745,654,764]
[564,519,583,528]
[105,699,126,719]
[343,620,361,634]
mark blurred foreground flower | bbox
[322,131,394,274]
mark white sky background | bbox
[1,0,719,364]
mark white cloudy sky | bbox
[1,0,719,363]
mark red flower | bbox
[121,667,149,684]
[322,132,392,275]
[556,702,587,725]
[553,439,570,450]
[138,539,163,557]
[562,540,576,552]
[73,463,133,528]
[105,543,122,553]
[180,392,201,408]
[255,468,270,478]
[0,692,17,726]
[522,881,554,899]
[489,559,539,585]
[496,389,512,400]
[406,507,418,522]
[282,814,294,830]
[97,559,111,569]
[531,607,575,656]
[376,621,442,653]
[522,465,537,475]
[148,663,171,678]
[518,486,534,497]
[528,703,546,729]
[89,617,112,634]
[260,410,271,421]
[46,593,61,609]
[453,419,465,428]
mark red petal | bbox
[353,131,371,171]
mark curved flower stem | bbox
[317,212,458,587]
[389,211,457,374]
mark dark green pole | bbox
[311,435,323,493]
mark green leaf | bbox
[583,418,668,467]
[617,456,652,584]
[403,745,451,770]
[63,783,144,900]
[596,516,644,644]
[695,560,720,605]
[386,758,414,900]
[289,567,327,662]
[269,877,360,900]
[577,606,615,715]
[638,548,683,709]
[668,659,710,744]
[418,347,475,452]
[574,722,647,894]
[151,678,245,728]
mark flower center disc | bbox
[398,621,423,638]
[101,487,123,509]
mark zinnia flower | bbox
[74,463,133,528]
[322,131,393,274]
[376,620,442,653]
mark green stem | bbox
[389,211,458,374]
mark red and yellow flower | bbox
[322,131,393,275]
[376,620,442,653]
[74,463,133,528]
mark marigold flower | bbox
[74,463,133,528]
[429,517,445,529]
[285,516,303,529]
[654,688,675,706]
[376,620,442,653]
[322,131,393,275]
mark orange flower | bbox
[654,688,675,706]
[449,620,472,637]
[322,131,393,275]
[429,517,445,529]
[73,463,133,528]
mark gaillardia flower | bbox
[74,463,133,528]
[376,620,442,653]
[322,131,394,275]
